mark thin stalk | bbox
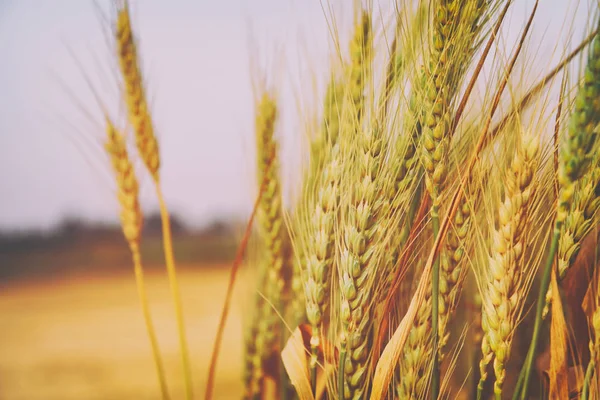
[582,357,595,400]
[279,317,288,400]
[338,345,346,400]
[511,347,531,400]
[156,185,194,400]
[431,205,441,400]
[310,342,318,396]
[205,179,265,400]
[472,350,481,400]
[518,226,561,400]
[477,377,485,400]
[131,243,171,400]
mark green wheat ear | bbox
[558,21,600,222]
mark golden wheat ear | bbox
[114,2,160,181]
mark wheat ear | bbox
[543,161,600,316]
[335,9,378,400]
[115,2,160,180]
[303,76,345,392]
[478,132,540,399]
[104,118,170,400]
[253,92,288,399]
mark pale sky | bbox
[0,0,593,230]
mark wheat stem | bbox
[516,227,560,400]
[156,186,194,400]
[206,179,265,400]
[105,120,170,400]
[131,243,171,400]
[310,339,318,395]
[431,206,441,400]
[338,340,347,400]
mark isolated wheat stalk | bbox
[113,3,193,398]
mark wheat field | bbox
[0,267,244,400]
[7,0,600,399]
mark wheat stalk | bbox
[114,3,193,398]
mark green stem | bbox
[494,389,502,400]
[512,351,531,400]
[582,356,595,400]
[477,379,485,400]
[518,226,561,400]
[431,205,441,400]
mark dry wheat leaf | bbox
[282,327,315,400]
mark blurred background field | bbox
[0,218,244,399]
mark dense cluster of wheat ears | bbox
[93,0,600,399]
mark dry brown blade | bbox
[550,268,570,399]
[370,1,538,397]
[204,177,268,400]
[281,327,315,400]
